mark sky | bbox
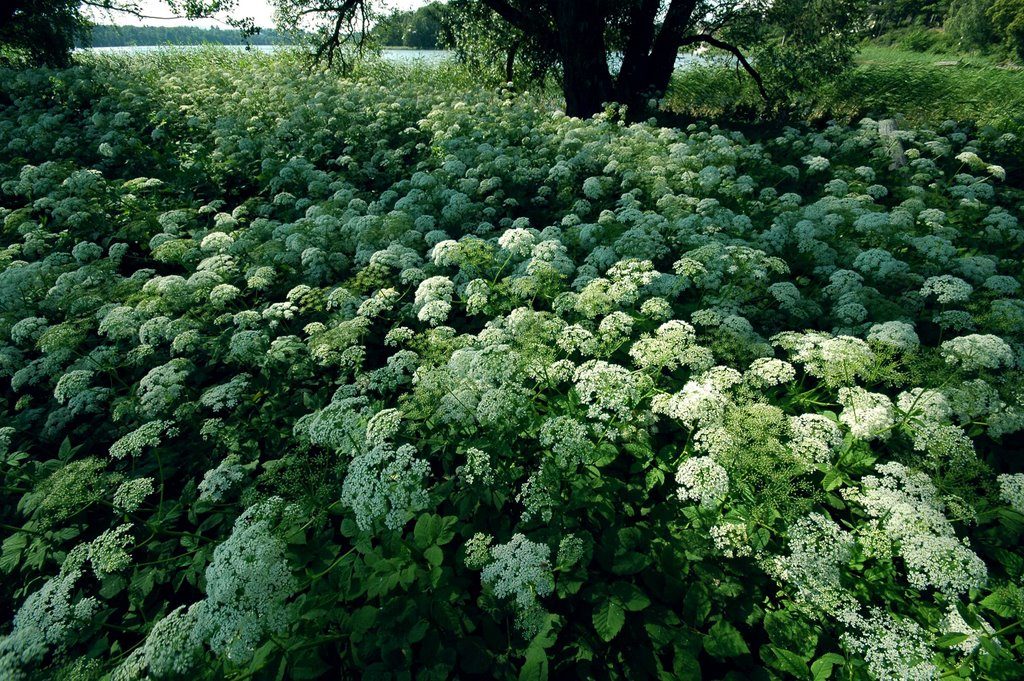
[86,0,430,29]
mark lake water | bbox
[82,46,713,70]
[83,45,456,64]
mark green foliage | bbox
[0,49,1023,679]
[666,45,1024,154]
[872,26,962,52]
[722,0,867,112]
[83,24,299,48]
[1,0,258,67]
[0,0,89,67]
[371,2,450,49]
[946,0,1001,49]
[443,0,558,88]
[989,0,1024,57]
[866,0,952,30]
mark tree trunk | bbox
[552,0,614,118]
[505,41,519,83]
[642,0,698,98]
[613,0,699,118]
[615,0,660,109]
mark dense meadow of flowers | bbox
[1,50,1023,680]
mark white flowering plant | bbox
[0,50,1023,681]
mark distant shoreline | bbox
[80,45,446,50]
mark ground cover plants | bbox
[1,49,1023,679]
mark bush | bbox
[1,50,1023,680]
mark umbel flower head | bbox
[675,456,729,507]
[193,498,298,663]
[480,534,554,637]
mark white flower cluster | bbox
[457,447,495,486]
[112,477,155,513]
[940,334,1015,371]
[365,408,403,447]
[674,456,729,507]
[769,512,855,614]
[556,534,586,568]
[866,321,920,351]
[138,359,192,416]
[845,463,987,595]
[998,473,1024,514]
[941,605,993,655]
[921,275,973,304]
[789,414,844,465]
[198,373,251,412]
[573,360,651,423]
[341,443,430,531]
[193,498,298,663]
[710,522,752,558]
[628,320,708,372]
[653,372,730,429]
[837,387,895,441]
[88,523,134,577]
[744,357,796,388]
[109,420,169,459]
[778,332,876,388]
[414,275,454,326]
[538,415,591,469]
[840,609,937,681]
[479,534,553,637]
[197,455,250,503]
[0,558,98,678]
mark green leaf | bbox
[290,649,330,679]
[763,645,809,679]
[981,592,1017,618]
[436,515,458,545]
[703,620,749,659]
[519,644,548,681]
[348,605,377,636]
[821,468,843,491]
[413,513,440,549]
[591,442,619,467]
[58,436,73,461]
[683,583,711,626]
[672,648,701,680]
[611,582,651,611]
[811,653,845,681]
[934,633,972,648]
[0,532,27,573]
[407,619,429,644]
[593,599,626,642]
[424,545,443,567]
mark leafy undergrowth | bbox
[1,50,1023,680]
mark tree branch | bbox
[682,33,770,103]
[477,0,556,47]
[80,0,194,22]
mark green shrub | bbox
[1,51,1023,680]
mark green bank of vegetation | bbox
[82,25,297,48]
[370,2,449,49]
[666,44,1024,150]
[1,1,1024,680]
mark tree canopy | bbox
[1,0,90,66]
[5,0,866,118]
[277,0,867,118]
[370,2,449,49]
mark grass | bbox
[665,43,1024,139]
